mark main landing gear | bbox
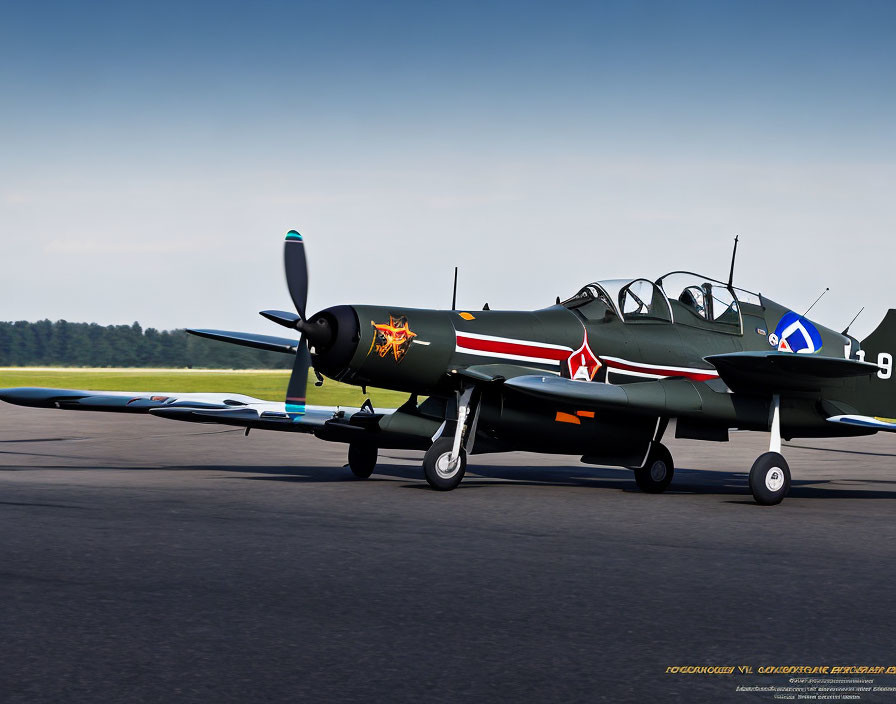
[347,443,377,479]
[748,395,790,505]
[634,442,675,493]
[423,436,468,490]
[423,387,476,491]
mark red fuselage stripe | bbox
[456,334,719,380]
[455,335,570,361]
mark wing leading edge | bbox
[0,386,368,433]
[705,351,879,394]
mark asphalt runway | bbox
[2,404,896,703]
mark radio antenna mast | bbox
[802,287,829,318]
[841,306,864,336]
[727,235,739,289]
[451,266,458,310]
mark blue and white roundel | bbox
[773,312,823,354]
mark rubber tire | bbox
[423,436,467,491]
[634,443,674,493]
[749,452,790,505]
[348,443,377,479]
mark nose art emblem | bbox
[370,315,417,362]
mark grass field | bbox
[0,368,411,408]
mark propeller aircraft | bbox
[4,231,895,505]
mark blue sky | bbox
[2,1,895,337]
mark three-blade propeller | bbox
[264,230,312,416]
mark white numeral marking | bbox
[878,352,893,380]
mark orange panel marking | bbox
[576,410,595,418]
[458,312,476,321]
[555,412,581,425]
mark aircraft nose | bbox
[306,305,361,377]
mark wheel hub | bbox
[649,460,667,482]
[765,467,785,492]
[435,452,459,479]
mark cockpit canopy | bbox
[561,272,761,332]
[591,279,673,323]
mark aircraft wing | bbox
[503,361,887,437]
[704,351,880,394]
[503,375,699,415]
[0,386,378,434]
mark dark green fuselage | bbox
[309,276,868,460]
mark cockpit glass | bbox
[561,285,613,311]
[658,272,742,329]
[563,274,747,329]
[710,286,739,325]
[678,285,707,319]
[618,279,672,322]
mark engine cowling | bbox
[308,305,456,394]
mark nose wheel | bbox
[748,394,791,505]
[749,452,790,505]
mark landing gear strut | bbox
[634,442,674,493]
[423,387,476,491]
[749,394,790,505]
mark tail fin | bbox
[846,310,896,416]
[861,310,896,360]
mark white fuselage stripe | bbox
[455,331,573,351]
[601,355,719,376]
[607,368,666,380]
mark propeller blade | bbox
[187,328,298,354]
[284,230,308,321]
[260,310,301,328]
[285,336,311,416]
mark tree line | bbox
[0,320,292,369]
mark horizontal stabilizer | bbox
[706,351,879,394]
[827,414,896,432]
[187,328,298,354]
